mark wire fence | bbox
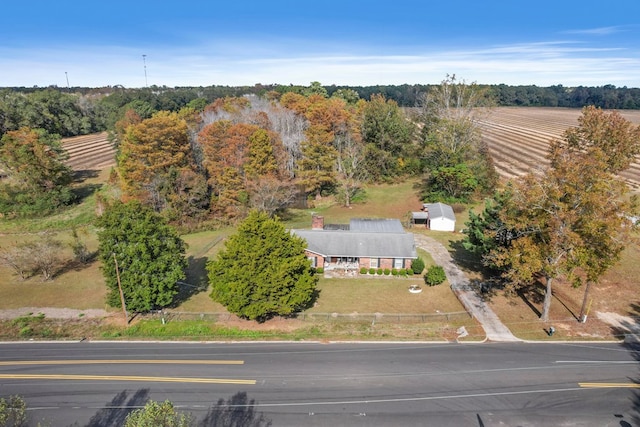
[147,310,471,323]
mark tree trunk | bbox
[579,280,593,322]
[541,276,553,322]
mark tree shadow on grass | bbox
[198,391,272,427]
[71,170,103,202]
[170,256,210,307]
[84,388,150,427]
[449,239,491,278]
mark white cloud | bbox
[1,39,639,88]
[563,26,624,35]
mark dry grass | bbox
[485,239,640,340]
[308,277,464,314]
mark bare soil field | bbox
[62,131,116,171]
[479,107,640,191]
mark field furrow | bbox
[480,107,640,190]
[62,132,116,171]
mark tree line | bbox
[2,82,639,140]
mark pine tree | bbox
[208,210,317,321]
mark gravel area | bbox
[0,307,110,320]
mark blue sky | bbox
[2,0,639,88]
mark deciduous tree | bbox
[361,94,415,180]
[418,75,496,199]
[480,107,639,321]
[117,111,192,201]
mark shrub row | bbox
[359,267,413,276]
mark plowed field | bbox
[479,107,640,191]
[62,131,115,171]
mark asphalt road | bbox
[0,341,638,426]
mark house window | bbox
[370,258,379,268]
[394,258,404,269]
[308,256,316,268]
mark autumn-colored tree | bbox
[245,128,280,179]
[199,121,256,218]
[112,109,142,146]
[291,95,359,198]
[117,111,192,202]
[560,105,640,174]
[247,176,298,216]
[297,140,337,198]
[484,107,639,321]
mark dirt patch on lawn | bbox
[0,307,111,320]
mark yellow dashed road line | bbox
[0,374,256,385]
[580,383,640,389]
[0,359,244,366]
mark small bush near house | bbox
[368,268,376,275]
[360,267,368,274]
[424,265,446,286]
[383,268,391,276]
[377,268,383,275]
[315,267,324,274]
[391,269,399,276]
[411,257,425,274]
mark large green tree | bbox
[361,94,415,180]
[96,201,187,314]
[208,210,317,321]
[419,75,497,200]
[0,127,75,216]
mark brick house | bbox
[291,216,417,274]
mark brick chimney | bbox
[311,214,324,230]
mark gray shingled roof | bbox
[292,229,417,258]
[423,202,456,221]
[349,218,405,233]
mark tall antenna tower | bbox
[142,54,148,87]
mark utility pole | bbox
[142,54,148,87]
[113,253,128,324]
[65,72,70,89]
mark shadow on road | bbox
[198,391,272,427]
[613,302,640,426]
[80,390,271,427]
[85,388,150,427]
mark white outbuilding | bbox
[413,202,456,232]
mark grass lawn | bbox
[308,277,464,314]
